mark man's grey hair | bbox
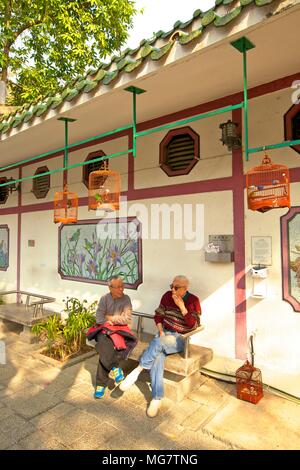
[108,276,124,287]
[173,275,189,286]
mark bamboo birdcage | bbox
[246,154,290,213]
[54,185,78,223]
[236,360,263,405]
[88,169,120,211]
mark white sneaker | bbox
[119,367,141,391]
[147,399,161,418]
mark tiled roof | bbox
[0,0,283,135]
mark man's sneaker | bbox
[94,385,106,399]
[111,367,124,385]
[147,399,161,418]
[119,367,141,392]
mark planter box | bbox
[32,346,97,370]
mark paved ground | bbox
[1,321,300,451]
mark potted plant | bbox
[32,297,97,362]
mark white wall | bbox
[135,112,232,189]
[0,214,18,292]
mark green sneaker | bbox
[111,367,125,385]
[94,385,106,399]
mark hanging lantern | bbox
[88,169,120,211]
[219,119,241,151]
[246,154,290,213]
[54,185,78,223]
[236,360,263,405]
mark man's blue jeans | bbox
[139,330,184,399]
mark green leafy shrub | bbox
[31,297,97,360]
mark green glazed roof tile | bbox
[65,88,79,101]
[94,69,107,82]
[150,42,174,60]
[193,9,203,18]
[23,110,34,122]
[12,115,23,127]
[240,0,254,5]
[255,0,274,5]
[214,6,242,26]
[35,103,48,116]
[83,80,98,93]
[161,29,175,39]
[117,56,136,71]
[202,9,216,26]
[140,43,154,58]
[179,18,194,29]
[1,122,11,133]
[179,28,202,45]
[75,79,90,91]
[50,96,63,109]
[102,69,119,85]
[124,58,143,73]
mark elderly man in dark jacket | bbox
[93,275,133,399]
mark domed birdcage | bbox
[88,169,120,211]
[246,153,290,213]
[54,185,78,223]
[236,360,263,405]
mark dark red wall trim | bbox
[232,108,247,360]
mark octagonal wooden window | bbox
[83,150,108,188]
[0,177,9,205]
[284,103,300,154]
[32,166,50,199]
[159,126,200,177]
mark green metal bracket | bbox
[124,86,146,158]
[58,117,76,171]
[231,37,255,162]
[231,37,255,53]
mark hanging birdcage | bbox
[88,169,120,211]
[54,185,78,223]
[246,154,290,213]
[236,360,263,404]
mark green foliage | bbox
[31,297,97,360]
[0,0,138,105]
[0,295,5,305]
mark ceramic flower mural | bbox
[59,218,142,288]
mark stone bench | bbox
[127,311,213,401]
[0,290,56,343]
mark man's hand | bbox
[105,314,114,325]
[172,294,188,315]
[159,330,165,337]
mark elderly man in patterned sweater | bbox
[120,275,201,417]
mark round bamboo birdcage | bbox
[236,360,263,405]
[53,185,78,223]
[246,154,290,213]
[88,169,120,211]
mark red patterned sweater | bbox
[154,291,201,334]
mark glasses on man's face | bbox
[110,285,124,290]
[170,284,186,291]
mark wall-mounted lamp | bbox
[7,177,21,193]
[219,119,241,151]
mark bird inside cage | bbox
[88,169,120,211]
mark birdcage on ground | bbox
[88,170,120,211]
[236,360,263,404]
[54,185,78,223]
[246,154,290,213]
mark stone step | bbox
[129,333,213,376]
[121,358,208,403]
